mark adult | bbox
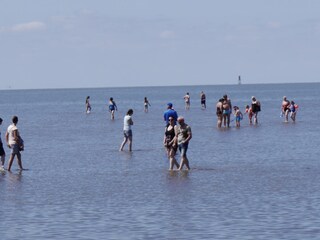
[144,97,151,113]
[175,116,192,170]
[281,96,290,122]
[119,109,134,151]
[5,116,24,171]
[163,103,178,125]
[216,98,224,128]
[85,96,91,114]
[108,97,118,120]
[184,92,190,110]
[200,91,206,109]
[163,117,179,170]
[251,96,261,124]
[0,118,6,170]
[222,94,232,127]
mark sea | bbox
[0,83,319,240]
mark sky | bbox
[1,0,320,90]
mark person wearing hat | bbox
[163,103,178,125]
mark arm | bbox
[185,127,192,143]
[5,131,9,145]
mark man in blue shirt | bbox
[164,103,178,125]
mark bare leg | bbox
[178,156,190,170]
[217,115,222,128]
[128,136,132,151]
[16,152,23,170]
[119,137,128,151]
[169,149,179,170]
[1,154,5,167]
[7,154,15,171]
[285,110,289,122]
[254,113,258,124]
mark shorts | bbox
[123,130,132,138]
[178,142,189,157]
[0,142,5,156]
[10,144,20,155]
[223,109,230,115]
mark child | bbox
[245,105,253,124]
[108,97,118,120]
[144,97,151,113]
[233,106,243,127]
[290,101,298,122]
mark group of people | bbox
[118,102,193,171]
[0,116,24,172]
[163,103,192,171]
[86,96,151,119]
[281,96,298,122]
[85,93,297,172]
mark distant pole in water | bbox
[238,75,241,85]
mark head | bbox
[167,103,173,109]
[0,118,2,125]
[110,97,113,101]
[219,98,224,103]
[12,116,18,124]
[86,96,90,100]
[177,116,185,125]
[186,92,189,95]
[291,101,295,104]
[127,109,133,115]
[251,96,256,101]
[168,117,175,124]
[223,94,228,100]
[245,105,250,109]
[283,96,287,101]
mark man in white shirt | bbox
[5,116,24,171]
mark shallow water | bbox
[0,83,320,239]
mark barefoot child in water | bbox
[233,106,243,127]
[290,100,298,122]
[245,105,253,124]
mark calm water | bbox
[0,83,320,240]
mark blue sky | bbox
[1,0,320,89]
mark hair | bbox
[12,116,18,124]
[0,117,2,123]
[110,97,113,101]
[127,109,133,115]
